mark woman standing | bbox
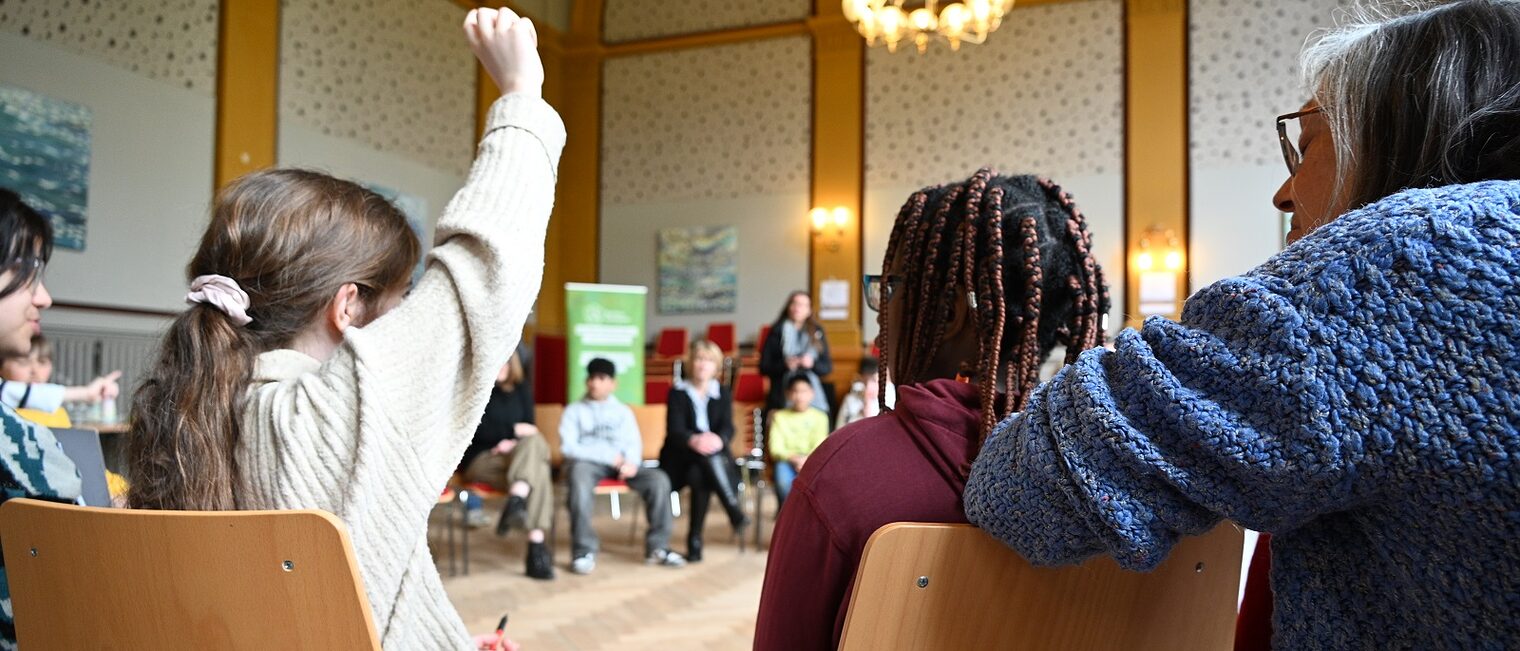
[758,291,833,414]
[660,340,748,561]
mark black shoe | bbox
[525,541,555,580]
[727,505,751,535]
[687,536,704,563]
[496,495,527,537]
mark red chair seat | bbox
[595,478,629,492]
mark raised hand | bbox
[463,7,544,98]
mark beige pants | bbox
[462,433,554,533]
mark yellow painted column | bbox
[533,0,604,335]
[1124,0,1190,326]
[214,0,280,190]
[809,5,865,363]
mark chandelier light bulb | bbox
[832,206,849,228]
[1164,250,1184,271]
[811,208,830,231]
[1135,251,1155,272]
[844,0,1011,53]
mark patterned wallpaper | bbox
[601,35,812,205]
[1189,0,1354,168]
[865,0,1124,190]
[603,0,811,43]
[0,0,218,94]
[279,0,476,176]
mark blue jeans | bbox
[774,461,798,506]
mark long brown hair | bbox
[771,290,825,348]
[127,169,420,510]
[878,170,1109,443]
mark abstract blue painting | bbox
[658,225,738,314]
[0,84,91,251]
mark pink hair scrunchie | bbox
[186,275,253,326]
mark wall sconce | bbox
[811,206,849,253]
[1132,227,1184,316]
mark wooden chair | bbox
[0,498,380,650]
[839,523,1243,651]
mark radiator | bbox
[45,326,164,414]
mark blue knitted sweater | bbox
[964,180,1520,649]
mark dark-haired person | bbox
[965,2,1520,648]
[561,358,685,574]
[759,291,832,413]
[659,339,748,562]
[0,189,81,649]
[768,373,831,506]
[755,172,1110,650]
[458,348,555,580]
[834,356,885,429]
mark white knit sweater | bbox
[234,94,564,650]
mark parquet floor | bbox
[437,490,778,651]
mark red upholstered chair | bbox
[533,334,567,405]
[654,328,688,358]
[757,324,771,349]
[645,379,671,404]
[708,322,737,355]
[734,372,766,403]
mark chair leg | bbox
[671,490,681,518]
[459,495,470,576]
[628,492,641,546]
[609,492,621,520]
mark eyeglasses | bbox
[1276,106,1322,175]
[863,274,900,312]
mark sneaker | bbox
[570,553,596,575]
[496,495,527,537]
[645,549,687,568]
[525,541,555,580]
[465,507,490,529]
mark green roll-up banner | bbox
[565,282,647,404]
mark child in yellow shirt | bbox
[769,374,830,505]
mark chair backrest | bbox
[629,404,667,460]
[0,499,380,650]
[645,379,671,405]
[733,372,766,403]
[50,428,111,507]
[534,403,566,467]
[655,328,688,358]
[840,523,1243,651]
[707,322,736,355]
[533,334,568,405]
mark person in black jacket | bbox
[759,291,834,414]
[459,346,555,580]
[659,340,749,562]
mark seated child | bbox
[835,356,891,429]
[560,358,685,574]
[769,374,830,506]
[0,333,120,425]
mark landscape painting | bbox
[658,225,737,314]
[0,84,91,250]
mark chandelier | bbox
[841,0,1016,53]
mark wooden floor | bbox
[436,490,778,651]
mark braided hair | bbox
[876,169,1110,444]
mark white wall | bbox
[1190,166,1288,288]
[600,194,810,344]
[0,32,214,321]
[277,122,465,244]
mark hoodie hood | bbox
[890,378,982,494]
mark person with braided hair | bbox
[754,170,1110,651]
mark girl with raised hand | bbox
[126,8,559,649]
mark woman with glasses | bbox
[755,171,1110,651]
[965,2,1520,648]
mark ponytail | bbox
[125,169,420,511]
[127,306,256,510]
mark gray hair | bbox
[1301,0,1520,210]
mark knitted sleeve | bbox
[308,94,563,478]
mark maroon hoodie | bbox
[753,379,979,651]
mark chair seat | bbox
[462,482,505,498]
[594,478,630,494]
